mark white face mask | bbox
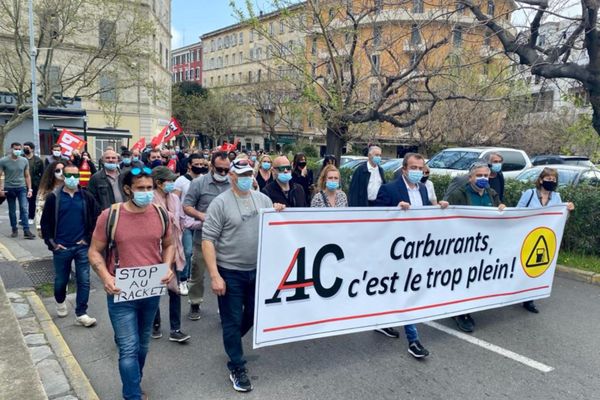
[212,172,228,183]
[53,150,61,157]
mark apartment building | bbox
[172,42,203,84]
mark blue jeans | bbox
[53,244,90,316]
[179,229,193,282]
[5,187,29,230]
[404,324,419,343]
[153,288,181,332]
[107,295,161,400]
[217,267,255,371]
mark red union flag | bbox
[162,118,183,143]
[131,137,146,152]
[57,129,86,156]
[150,128,166,148]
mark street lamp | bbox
[28,0,40,153]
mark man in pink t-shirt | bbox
[89,167,174,400]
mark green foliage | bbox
[558,251,600,274]
[562,114,600,161]
[302,145,318,158]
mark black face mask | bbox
[542,181,557,192]
[192,166,209,175]
[297,161,307,168]
[23,148,31,155]
[150,159,163,169]
[420,176,429,183]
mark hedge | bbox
[309,165,599,256]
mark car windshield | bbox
[382,159,403,171]
[564,159,594,167]
[517,168,580,186]
[427,151,481,170]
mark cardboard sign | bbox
[114,263,168,303]
[57,129,86,156]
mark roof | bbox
[525,164,598,171]
[171,41,203,54]
[436,147,525,152]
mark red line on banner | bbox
[268,212,563,226]
[262,286,550,333]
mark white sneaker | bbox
[28,219,34,225]
[179,281,189,296]
[75,314,97,327]
[56,301,68,318]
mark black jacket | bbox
[87,169,126,210]
[374,177,430,207]
[348,162,386,207]
[292,169,314,204]
[26,155,44,188]
[40,187,100,251]
[262,181,307,207]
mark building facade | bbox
[171,42,203,84]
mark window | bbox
[48,65,61,95]
[537,34,546,47]
[280,21,285,34]
[373,25,382,46]
[375,0,383,13]
[42,11,60,39]
[249,48,254,60]
[239,51,243,63]
[99,73,116,101]
[413,0,424,13]
[165,48,169,68]
[267,45,273,58]
[495,151,526,172]
[484,31,492,46]
[218,38,223,49]
[159,42,163,65]
[256,47,262,59]
[210,76,213,86]
[98,20,116,49]
[231,73,235,83]
[248,70,253,82]
[196,67,200,79]
[224,75,228,84]
[371,54,380,74]
[411,24,421,45]
[453,26,463,47]
[218,56,223,68]
[239,72,242,82]
[232,53,236,64]
[239,32,243,44]
[456,2,465,14]
[250,30,254,42]
[211,40,215,52]
[487,0,495,16]
[311,38,318,55]
[370,83,380,102]
[257,69,262,82]
[346,0,353,14]
[579,170,600,187]
[225,55,229,66]
[328,8,335,20]
[269,22,274,35]
[410,52,421,69]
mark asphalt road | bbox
[46,273,600,400]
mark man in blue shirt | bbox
[41,165,100,326]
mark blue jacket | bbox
[374,176,430,207]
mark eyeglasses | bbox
[64,173,80,178]
[275,165,291,172]
[131,167,152,176]
[214,167,230,174]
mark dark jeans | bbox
[53,244,90,316]
[28,186,37,219]
[107,295,160,400]
[217,267,256,372]
[153,288,181,332]
[5,187,29,230]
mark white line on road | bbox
[424,321,554,373]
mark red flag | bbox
[167,157,177,172]
[162,118,183,143]
[57,129,86,156]
[131,137,146,152]
[151,126,167,148]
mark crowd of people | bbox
[0,142,575,399]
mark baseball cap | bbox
[230,158,254,175]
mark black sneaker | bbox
[523,301,539,314]
[169,330,191,343]
[229,368,252,392]
[10,229,18,238]
[453,315,474,333]
[374,327,400,338]
[23,230,36,240]
[408,340,430,359]
[151,325,162,339]
[188,304,201,321]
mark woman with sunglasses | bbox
[516,167,575,314]
[35,161,66,236]
[255,154,274,191]
[311,165,348,208]
[150,167,190,343]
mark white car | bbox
[427,147,532,178]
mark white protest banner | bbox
[114,263,168,303]
[253,205,568,348]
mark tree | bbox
[459,0,600,137]
[197,89,243,147]
[172,81,208,144]
[0,0,154,149]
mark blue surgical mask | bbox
[104,163,118,171]
[277,172,292,183]
[122,158,132,166]
[475,177,490,189]
[326,181,339,191]
[236,176,253,192]
[261,162,271,170]
[251,156,257,162]
[407,170,423,184]
[133,156,140,162]
[132,191,154,207]
[491,163,502,173]
[372,156,382,165]
[12,149,22,157]
[164,182,176,193]
[64,176,79,189]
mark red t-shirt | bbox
[93,205,165,275]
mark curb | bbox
[0,240,17,261]
[24,291,100,400]
[556,264,600,286]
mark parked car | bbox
[427,147,532,178]
[515,165,600,187]
[530,155,595,167]
[381,158,404,174]
[316,155,368,168]
[340,159,368,171]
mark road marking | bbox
[0,240,17,261]
[424,321,554,373]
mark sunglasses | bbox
[54,169,63,174]
[64,173,80,178]
[214,167,230,174]
[131,167,152,176]
[275,165,291,172]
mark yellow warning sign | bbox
[520,227,557,278]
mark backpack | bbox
[106,202,168,268]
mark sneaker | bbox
[523,301,539,314]
[229,368,252,392]
[151,325,162,339]
[179,281,189,296]
[75,314,97,327]
[453,315,474,333]
[28,218,34,225]
[374,327,400,338]
[408,340,430,359]
[10,229,18,238]
[169,330,191,343]
[23,230,36,240]
[188,304,201,321]
[56,301,68,318]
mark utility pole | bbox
[28,0,41,153]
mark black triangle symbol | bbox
[525,235,550,268]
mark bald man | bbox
[262,156,307,207]
[87,149,125,210]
